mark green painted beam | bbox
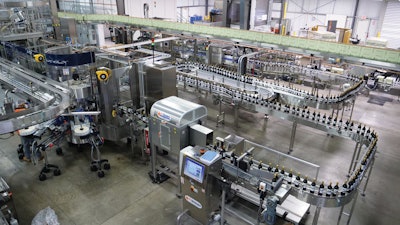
[58,12,400,64]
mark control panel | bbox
[180,146,222,224]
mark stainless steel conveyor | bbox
[0,58,70,134]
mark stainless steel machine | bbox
[140,61,177,113]
[0,177,18,225]
[0,8,385,224]
[180,146,222,224]
[177,124,377,225]
[149,96,212,183]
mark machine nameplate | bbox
[157,111,171,121]
[185,195,203,209]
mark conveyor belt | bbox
[177,62,377,207]
[248,59,348,82]
[0,70,54,103]
[177,62,363,109]
[0,58,70,134]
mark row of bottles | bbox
[180,61,364,108]
[248,161,346,197]
[241,137,376,198]
[179,73,377,143]
[179,73,378,143]
[222,130,376,199]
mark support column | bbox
[150,143,157,181]
[312,206,322,225]
[220,186,227,225]
[222,0,232,28]
[205,0,209,16]
[340,102,345,121]
[351,0,360,37]
[193,39,198,61]
[234,103,239,128]
[351,136,364,172]
[346,190,359,225]
[95,24,106,48]
[337,205,345,225]
[348,141,360,175]
[266,0,274,26]
[216,96,225,127]
[262,114,269,131]
[240,0,251,30]
[288,119,297,154]
[49,0,62,40]
[361,157,375,196]
[349,97,356,121]
[116,0,125,15]
[280,0,288,35]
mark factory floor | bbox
[1,88,400,225]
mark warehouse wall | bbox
[177,0,215,23]
[380,1,400,49]
[281,0,386,42]
[124,0,177,20]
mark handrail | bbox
[57,12,400,65]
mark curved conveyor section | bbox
[0,58,70,134]
[176,61,377,208]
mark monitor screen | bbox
[184,157,205,183]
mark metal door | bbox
[160,124,170,150]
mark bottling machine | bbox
[148,96,212,183]
[0,6,386,224]
[180,146,222,225]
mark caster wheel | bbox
[97,171,105,178]
[90,165,98,172]
[103,163,111,170]
[39,173,47,181]
[42,167,50,173]
[54,169,61,176]
[56,147,63,156]
[18,153,24,160]
[17,145,23,153]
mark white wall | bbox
[381,1,400,49]
[125,0,177,20]
[284,0,386,41]
[177,0,215,22]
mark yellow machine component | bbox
[111,109,117,118]
[311,26,318,31]
[96,67,111,82]
[33,54,44,62]
[343,30,352,44]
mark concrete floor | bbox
[1,88,400,225]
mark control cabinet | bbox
[180,146,222,224]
